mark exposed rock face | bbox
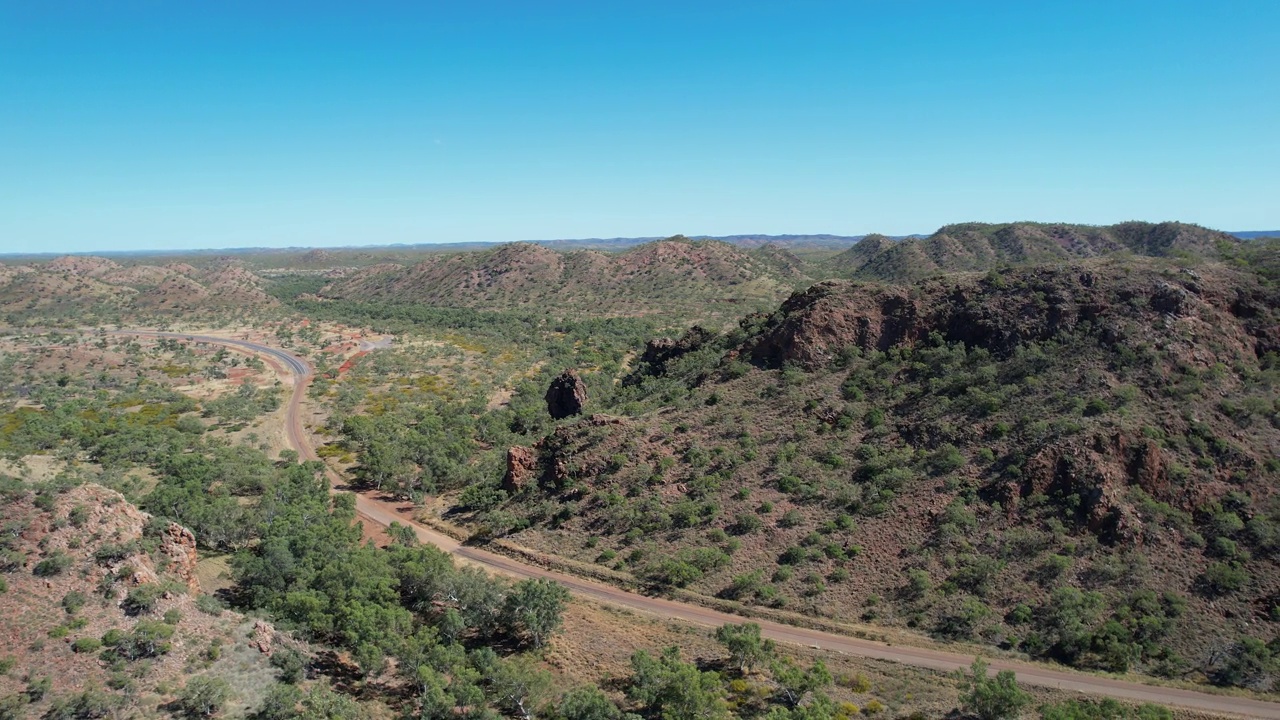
[1150,281,1190,315]
[250,619,275,654]
[159,521,201,593]
[747,263,1269,370]
[545,369,588,419]
[1019,442,1143,545]
[640,326,714,375]
[503,446,538,494]
[998,430,1180,546]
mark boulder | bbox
[545,369,588,419]
[503,446,538,494]
[250,619,275,654]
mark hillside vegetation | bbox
[826,222,1235,283]
[475,255,1280,687]
[317,237,811,320]
[0,256,279,325]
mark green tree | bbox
[44,687,119,720]
[387,521,418,547]
[961,658,1029,720]
[502,578,570,648]
[297,683,367,720]
[714,622,775,674]
[558,685,624,720]
[1211,637,1278,690]
[629,647,729,720]
[487,655,553,720]
[255,683,303,720]
[769,657,831,709]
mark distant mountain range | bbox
[5,228,1273,260]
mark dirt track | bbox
[121,331,1280,719]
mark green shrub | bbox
[644,559,702,587]
[25,676,50,702]
[962,658,1029,720]
[1201,562,1249,596]
[62,591,87,615]
[1209,636,1275,689]
[723,571,764,601]
[778,546,807,565]
[33,551,72,577]
[109,621,175,660]
[122,583,165,615]
[847,672,872,693]
[928,444,966,474]
[1041,698,1172,720]
[93,541,136,564]
[195,594,224,616]
[905,569,931,600]
[71,637,102,654]
[175,676,232,718]
[270,647,307,684]
[731,514,763,535]
[67,506,89,528]
[1083,398,1110,417]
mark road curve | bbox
[111,330,1280,719]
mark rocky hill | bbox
[0,482,282,716]
[317,237,812,319]
[0,256,279,322]
[828,222,1237,283]
[484,255,1280,687]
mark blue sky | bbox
[1,1,1276,253]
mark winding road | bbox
[113,330,1280,719]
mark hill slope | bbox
[481,255,1280,687]
[828,222,1237,283]
[0,257,279,323]
[317,237,812,319]
[0,482,281,717]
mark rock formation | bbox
[503,446,538,494]
[545,369,588,419]
[159,521,201,593]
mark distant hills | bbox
[316,236,811,319]
[0,254,278,323]
[826,221,1240,283]
[2,221,1273,324]
[5,228,1273,261]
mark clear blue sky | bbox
[1,1,1276,253]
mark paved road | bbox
[111,330,1280,719]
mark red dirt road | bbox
[128,331,1280,719]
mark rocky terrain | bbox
[0,255,279,324]
[826,222,1236,283]
[0,482,283,717]
[486,254,1280,685]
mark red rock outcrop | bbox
[251,619,276,654]
[503,446,538,494]
[159,521,200,593]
